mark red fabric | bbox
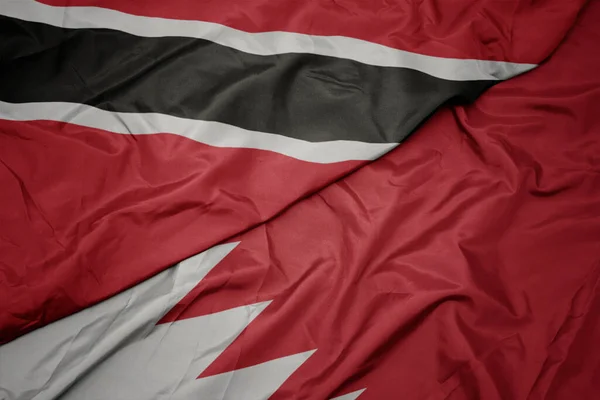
[0,120,360,344]
[37,0,584,63]
[161,2,600,398]
[539,273,600,400]
[2,1,587,346]
[1,2,598,397]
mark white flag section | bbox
[0,243,363,400]
[330,390,367,400]
[171,351,315,400]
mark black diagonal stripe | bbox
[0,16,493,144]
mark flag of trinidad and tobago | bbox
[1,1,599,399]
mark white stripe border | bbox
[0,0,536,82]
[0,101,397,164]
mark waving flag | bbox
[1,0,598,399]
